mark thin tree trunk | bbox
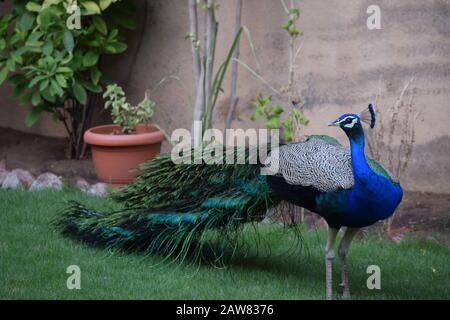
[287,0,297,104]
[224,0,242,136]
[75,100,88,158]
[203,0,217,130]
[68,100,78,159]
[60,102,74,159]
[192,63,205,136]
[70,100,79,159]
[60,97,95,160]
[81,93,98,159]
[188,0,201,87]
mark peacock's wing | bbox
[264,136,354,192]
[264,135,398,192]
[306,134,342,147]
[366,158,399,183]
[310,134,399,183]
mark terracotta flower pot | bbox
[84,124,164,186]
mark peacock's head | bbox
[328,104,376,135]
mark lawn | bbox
[0,188,449,300]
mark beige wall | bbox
[1,0,450,193]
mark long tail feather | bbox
[55,145,280,264]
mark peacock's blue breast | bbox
[316,173,403,228]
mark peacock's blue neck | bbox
[347,127,371,182]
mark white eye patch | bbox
[340,116,358,128]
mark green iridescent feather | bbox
[55,145,280,265]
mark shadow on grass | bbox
[59,219,328,284]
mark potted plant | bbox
[84,84,164,186]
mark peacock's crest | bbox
[359,103,376,128]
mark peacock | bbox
[56,104,403,300]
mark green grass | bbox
[0,188,449,300]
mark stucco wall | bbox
[1,0,449,193]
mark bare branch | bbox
[279,0,289,14]
[242,26,261,73]
[366,76,418,234]
[234,58,282,97]
[225,0,243,131]
[203,0,218,130]
[293,42,303,62]
[192,63,205,124]
[188,0,201,86]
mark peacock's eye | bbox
[345,118,353,124]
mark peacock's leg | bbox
[325,227,339,300]
[338,227,359,299]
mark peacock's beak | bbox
[328,120,340,127]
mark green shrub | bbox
[0,0,135,158]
